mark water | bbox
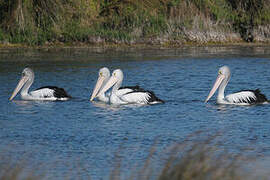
[1,46,270,179]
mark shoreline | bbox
[0,41,270,50]
[1,42,270,61]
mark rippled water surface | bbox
[1,46,270,179]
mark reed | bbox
[109,134,249,180]
[0,134,267,180]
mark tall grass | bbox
[0,0,269,45]
[0,134,268,180]
[109,134,249,180]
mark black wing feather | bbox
[235,89,268,104]
[144,90,164,104]
[125,88,164,104]
[36,86,71,99]
[119,85,143,91]
[119,85,164,104]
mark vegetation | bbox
[0,0,269,46]
[0,134,267,180]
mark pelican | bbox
[97,69,164,105]
[90,67,147,103]
[90,67,111,103]
[9,68,71,101]
[205,65,268,105]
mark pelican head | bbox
[90,67,110,101]
[9,68,35,101]
[97,69,123,96]
[205,65,231,102]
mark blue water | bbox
[1,46,270,179]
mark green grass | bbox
[0,29,6,41]
[0,0,269,45]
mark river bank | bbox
[1,0,269,46]
[1,44,270,63]
[0,40,270,50]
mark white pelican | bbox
[9,68,71,101]
[90,67,111,103]
[97,69,164,105]
[205,65,268,105]
[90,67,147,103]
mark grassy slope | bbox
[0,0,269,46]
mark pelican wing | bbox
[226,89,267,104]
[31,86,71,100]
[120,91,151,104]
[119,85,142,91]
[117,85,142,96]
[116,88,134,96]
[30,88,56,99]
[119,90,164,104]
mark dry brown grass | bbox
[0,134,268,180]
[108,134,260,180]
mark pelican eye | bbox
[218,71,222,75]
[100,72,103,76]
[113,73,116,76]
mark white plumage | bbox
[28,88,69,101]
[90,67,155,104]
[30,88,55,99]
[115,88,134,97]
[97,69,164,105]
[90,67,111,103]
[226,91,257,104]
[9,68,71,101]
[205,66,268,105]
[117,91,152,104]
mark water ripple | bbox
[1,47,270,179]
